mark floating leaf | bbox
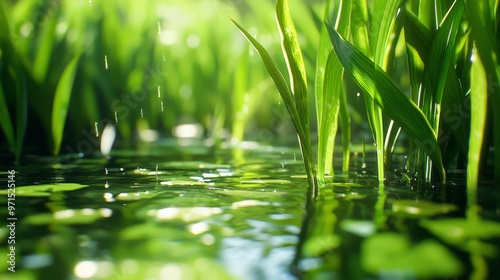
[390,199,458,217]
[115,191,159,201]
[25,208,112,225]
[421,218,500,245]
[362,233,463,278]
[216,189,286,199]
[0,183,88,197]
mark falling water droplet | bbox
[104,55,108,70]
[140,108,144,118]
[94,122,99,137]
[281,161,285,168]
[160,101,164,112]
[89,0,93,6]
[157,21,161,36]
[157,86,161,98]
[114,111,118,124]
[162,52,166,62]
[105,168,108,175]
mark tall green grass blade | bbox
[339,88,351,173]
[466,0,500,182]
[276,0,309,144]
[231,47,249,142]
[468,50,488,193]
[230,17,316,188]
[427,0,464,105]
[52,54,81,155]
[0,79,15,150]
[33,16,57,83]
[326,24,446,182]
[315,0,333,128]
[370,0,403,181]
[316,0,351,180]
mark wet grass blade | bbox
[316,0,351,179]
[276,0,310,144]
[326,24,446,182]
[229,17,316,187]
[468,50,488,192]
[52,54,81,155]
[466,0,500,182]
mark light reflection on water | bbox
[1,141,499,279]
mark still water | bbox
[1,140,499,279]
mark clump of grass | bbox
[232,0,497,188]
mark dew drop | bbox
[104,55,108,70]
[157,86,161,98]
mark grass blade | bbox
[326,24,446,182]
[276,0,310,144]
[230,17,316,188]
[0,79,15,151]
[468,49,488,192]
[52,54,81,155]
[316,0,351,179]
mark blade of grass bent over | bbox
[326,24,446,182]
[52,54,81,155]
[230,18,316,188]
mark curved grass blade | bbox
[52,54,81,155]
[229,18,316,188]
[326,24,446,182]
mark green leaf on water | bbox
[0,183,88,197]
[216,189,286,199]
[390,199,458,217]
[326,24,446,182]
[52,54,81,155]
[362,232,463,278]
[421,218,500,245]
[25,208,112,225]
[116,191,159,201]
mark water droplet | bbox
[162,52,166,62]
[160,101,164,112]
[157,86,161,98]
[94,122,99,137]
[140,108,144,118]
[114,111,118,124]
[157,21,161,36]
[105,168,108,175]
[104,55,108,70]
[89,0,92,6]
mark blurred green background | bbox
[1,0,354,159]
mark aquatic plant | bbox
[231,0,498,187]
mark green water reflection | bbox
[1,141,499,279]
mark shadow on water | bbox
[1,140,499,279]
